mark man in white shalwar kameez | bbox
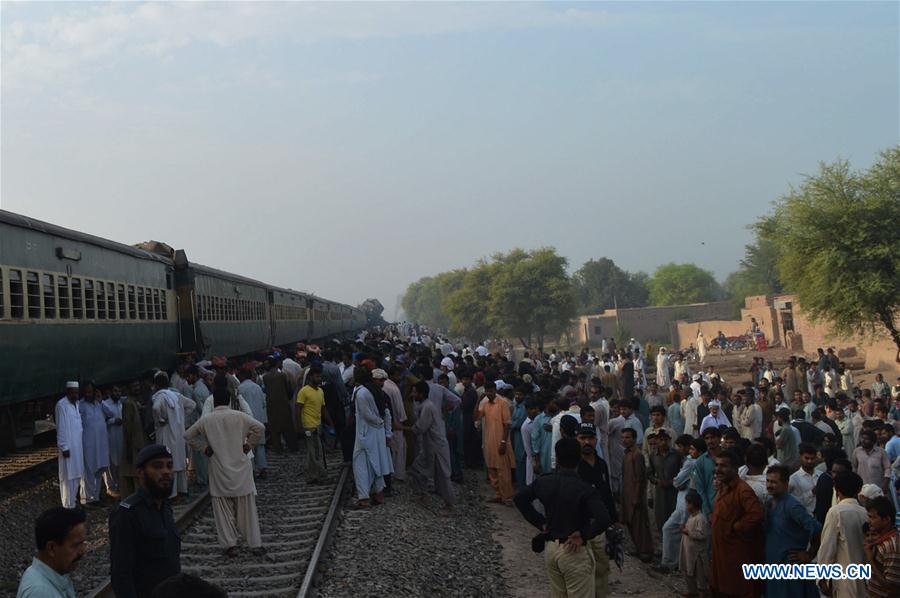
[56,382,85,508]
[696,331,707,364]
[351,379,393,506]
[102,389,124,494]
[79,388,110,505]
[151,372,196,499]
[656,348,671,387]
[185,388,266,556]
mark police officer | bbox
[109,444,181,598]
[575,422,620,597]
[514,437,611,597]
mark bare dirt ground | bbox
[483,480,684,597]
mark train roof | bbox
[185,259,356,310]
[0,209,174,265]
[2,210,363,312]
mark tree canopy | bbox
[763,148,900,354]
[400,248,575,345]
[649,263,722,306]
[571,258,649,313]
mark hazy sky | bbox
[2,2,897,318]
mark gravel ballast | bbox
[316,469,510,598]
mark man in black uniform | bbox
[514,438,611,597]
[575,422,619,597]
[109,444,181,598]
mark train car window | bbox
[161,290,168,320]
[214,297,221,321]
[26,271,41,319]
[229,298,235,321]
[0,269,4,318]
[96,281,106,319]
[42,273,56,319]
[137,287,146,320]
[84,279,95,319]
[106,282,116,320]
[166,272,173,290]
[127,285,136,319]
[71,278,83,319]
[154,289,162,320]
[117,284,126,320]
[58,276,70,319]
[9,270,25,319]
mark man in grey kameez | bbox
[238,368,268,478]
[101,388,124,495]
[351,381,393,507]
[410,380,457,513]
[79,388,110,505]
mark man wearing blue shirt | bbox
[16,507,86,598]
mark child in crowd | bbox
[680,490,710,598]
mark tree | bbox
[444,262,494,342]
[649,263,721,306]
[764,148,900,357]
[487,247,576,350]
[572,258,649,313]
[400,275,450,330]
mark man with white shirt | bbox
[788,443,820,513]
[689,374,703,401]
[588,382,610,460]
[55,382,85,509]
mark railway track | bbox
[88,449,347,598]
[0,446,58,493]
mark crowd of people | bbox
[14,324,900,597]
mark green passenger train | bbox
[0,210,366,449]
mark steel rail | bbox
[296,464,348,598]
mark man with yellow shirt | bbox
[296,365,332,484]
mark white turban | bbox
[440,357,454,370]
[66,381,79,389]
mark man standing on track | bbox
[410,380,456,514]
[262,358,297,454]
[119,380,149,499]
[185,387,266,557]
[296,364,332,484]
[382,365,409,481]
[55,381,85,509]
[151,372,195,500]
[79,383,109,507]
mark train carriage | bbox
[270,287,313,347]
[174,254,271,358]
[0,210,368,450]
[0,210,178,446]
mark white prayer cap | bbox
[692,374,701,381]
[709,400,721,408]
[66,381,79,389]
[859,484,883,500]
[659,347,667,353]
[371,369,388,380]
[440,357,454,370]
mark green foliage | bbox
[648,263,722,306]
[572,258,649,314]
[400,248,576,344]
[444,261,495,341]
[488,248,576,343]
[763,147,900,352]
